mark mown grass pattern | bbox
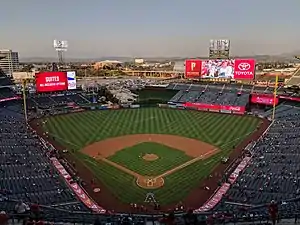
[43,108,260,205]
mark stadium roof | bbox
[99,60,123,64]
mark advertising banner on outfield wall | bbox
[185,59,202,78]
[184,102,246,114]
[130,104,140,108]
[220,110,231,114]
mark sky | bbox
[1,0,299,58]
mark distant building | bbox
[173,61,185,72]
[93,60,123,70]
[0,49,19,76]
[134,58,144,64]
[12,71,35,82]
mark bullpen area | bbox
[36,107,267,211]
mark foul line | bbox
[95,131,257,180]
[96,148,218,180]
[153,148,218,179]
[46,129,257,181]
[45,131,81,148]
[97,156,140,177]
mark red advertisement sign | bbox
[251,94,278,105]
[184,102,246,113]
[279,96,300,102]
[228,157,251,184]
[185,59,202,78]
[194,183,231,212]
[0,96,21,102]
[201,59,235,79]
[234,59,255,79]
[36,72,68,92]
[195,156,251,212]
[50,157,106,213]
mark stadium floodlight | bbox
[53,40,68,64]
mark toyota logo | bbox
[238,63,251,71]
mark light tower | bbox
[53,40,68,64]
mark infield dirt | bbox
[81,134,217,158]
[82,134,218,189]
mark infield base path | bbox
[82,134,217,158]
[82,134,219,189]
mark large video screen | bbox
[35,71,77,92]
[185,58,255,80]
[201,59,235,79]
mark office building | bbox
[0,49,19,76]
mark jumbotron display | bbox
[35,71,77,92]
[185,59,256,79]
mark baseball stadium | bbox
[36,106,265,210]
[1,53,300,224]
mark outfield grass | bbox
[43,107,261,205]
[108,142,193,176]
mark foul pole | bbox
[271,75,279,121]
[22,79,28,122]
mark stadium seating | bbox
[28,93,90,109]
[0,101,90,215]
[285,65,300,87]
[215,103,300,218]
[0,87,16,100]
[169,86,249,107]
[1,79,300,224]
[0,67,13,86]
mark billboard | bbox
[201,59,235,79]
[53,40,68,50]
[36,71,76,92]
[184,102,246,114]
[234,59,256,79]
[67,71,77,90]
[251,94,278,105]
[209,39,230,58]
[185,59,202,78]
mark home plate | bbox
[93,188,101,193]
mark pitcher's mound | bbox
[142,153,159,161]
[136,176,164,189]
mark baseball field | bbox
[42,107,262,207]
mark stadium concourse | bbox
[1,72,300,224]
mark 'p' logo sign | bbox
[191,62,196,71]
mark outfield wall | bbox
[166,102,246,115]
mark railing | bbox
[3,198,300,225]
[4,210,300,225]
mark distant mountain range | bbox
[20,52,300,63]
